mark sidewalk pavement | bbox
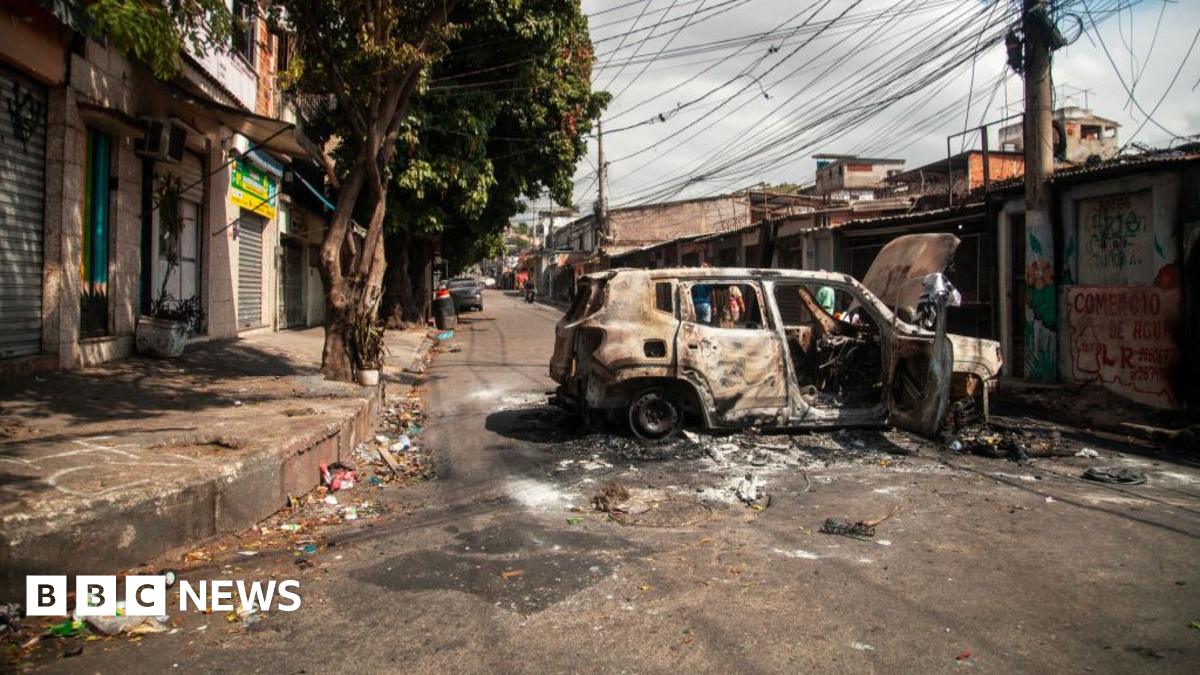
[0,327,429,600]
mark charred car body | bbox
[550,234,1002,440]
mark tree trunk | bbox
[382,231,411,328]
[383,231,434,327]
[410,238,433,323]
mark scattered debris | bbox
[46,619,84,638]
[820,518,877,539]
[819,507,897,540]
[1082,467,1147,485]
[735,474,768,508]
[0,603,20,634]
[592,482,631,513]
[320,462,356,492]
[435,330,455,341]
[390,435,412,453]
[1074,447,1100,458]
[500,569,524,580]
[84,612,169,636]
[851,642,876,651]
[956,649,972,661]
[952,422,1072,462]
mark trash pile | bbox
[351,387,434,485]
[949,422,1072,461]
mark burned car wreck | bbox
[550,234,1002,440]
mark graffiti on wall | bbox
[1077,191,1154,285]
[1067,286,1180,409]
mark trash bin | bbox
[434,288,457,330]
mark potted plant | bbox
[136,176,205,358]
[349,302,388,386]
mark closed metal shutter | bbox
[0,70,47,360]
[237,212,266,328]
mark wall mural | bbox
[1024,212,1056,381]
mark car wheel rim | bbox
[630,392,679,440]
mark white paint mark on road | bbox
[773,548,820,560]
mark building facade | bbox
[0,0,323,375]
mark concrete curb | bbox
[0,337,432,601]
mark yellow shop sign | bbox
[230,160,277,219]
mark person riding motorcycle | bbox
[523,278,536,303]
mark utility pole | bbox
[1022,0,1056,381]
[596,118,608,250]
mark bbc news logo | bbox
[26,576,302,616]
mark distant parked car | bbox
[448,278,484,312]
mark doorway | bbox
[1009,213,1026,377]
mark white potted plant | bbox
[350,302,388,386]
[136,176,205,358]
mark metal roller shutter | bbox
[0,69,47,360]
[237,212,265,328]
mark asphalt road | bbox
[42,290,1200,673]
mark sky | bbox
[531,0,1200,218]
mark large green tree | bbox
[381,0,606,326]
[87,0,602,378]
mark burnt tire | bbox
[627,388,683,442]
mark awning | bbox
[165,85,313,160]
[245,148,285,178]
[295,173,336,212]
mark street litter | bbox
[236,602,264,627]
[592,482,631,513]
[1074,448,1100,458]
[1082,467,1147,485]
[501,569,524,579]
[320,462,356,491]
[47,619,84,638]
[323,494,339,506]
[281,523,302,533]
[83,604,170,636]
[819,507,897,540]
[301,543,319,555]
[0,602,20,633]
[341,506,359,520]
[735,474,768,508]
[435,330,454,341]
[390,435,412,453]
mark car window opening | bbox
[773,283,883,409]
[690,282,763,329]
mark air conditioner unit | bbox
[135,117,187,162]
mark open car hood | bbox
[860,233,960,315]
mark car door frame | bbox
[675,278,789,426]
[764,278,893,427]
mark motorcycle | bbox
[524,287,536,303]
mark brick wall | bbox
[609,196,750,246]
[254,12,275,117]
